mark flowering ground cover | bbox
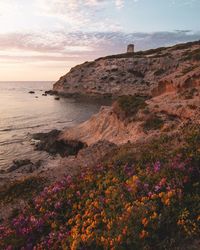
[0,126,200,250]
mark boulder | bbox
[32,130,87,157]
[6,159,42,173]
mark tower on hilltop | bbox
[127,44,134,53]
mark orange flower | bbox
[142,218,149,227]
[139,230,149,239]
[150,212,158,220]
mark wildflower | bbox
[54,201,62,210]
[153,161,161,173]
[139,230,149,239]
[126,175,139,194]
[150,212,158,220]
[154,185,161,192]
[142,218,149,227]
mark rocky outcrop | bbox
[32,129,87,157]
[53,40,200,98]
[0,159,42,174]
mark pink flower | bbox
[154,161,161,173]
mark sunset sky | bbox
[0,0,200,81]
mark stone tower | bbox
[127,44,134,53]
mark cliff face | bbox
[53,40,200,97]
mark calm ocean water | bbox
[0,81,102,170]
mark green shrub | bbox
[143,115,164,131]
[114,95,147,119]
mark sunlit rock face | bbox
[53,40,200,98]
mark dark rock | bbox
[6,159,41,173]
[42,93,47,96]
[33,129,61,141]
[32,129,87,157]
[29,91,35,94]
[13,159,32,168]
[54,97,60,100]
[45,90,58,96]
[6,159,33,173]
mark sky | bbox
[0,0,200,81]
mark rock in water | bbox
[6,159,41,173]
[32,130,87,157]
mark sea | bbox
[0,81,102,170]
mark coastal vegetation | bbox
[0,126,199,249]
[143,115,164,131]
[0,177,46,204]
[113,95,147,120]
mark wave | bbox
[0,124,44,132]
[0,139,24,146]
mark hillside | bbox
[0,41,200,250]
[53,40,200,98]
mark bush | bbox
[143,115,164,131]
[113,95,147,120]
[0,177,46,203]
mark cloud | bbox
[0,29,199,80]
[0,30,199,62]
[0,1,20,17]
[35,0,123,31]
[115,0,124,9]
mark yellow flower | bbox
[39,207,45,213]
[93,201,99,209]
[128,206,133,213]
[68,219,73,225]
[71,240,79,250]
[158,192,165,198]
[141,196,148,202]
[167,190,174,198]
[164,198,170,206]
[151,194,158,199]
[150,212,158,220]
